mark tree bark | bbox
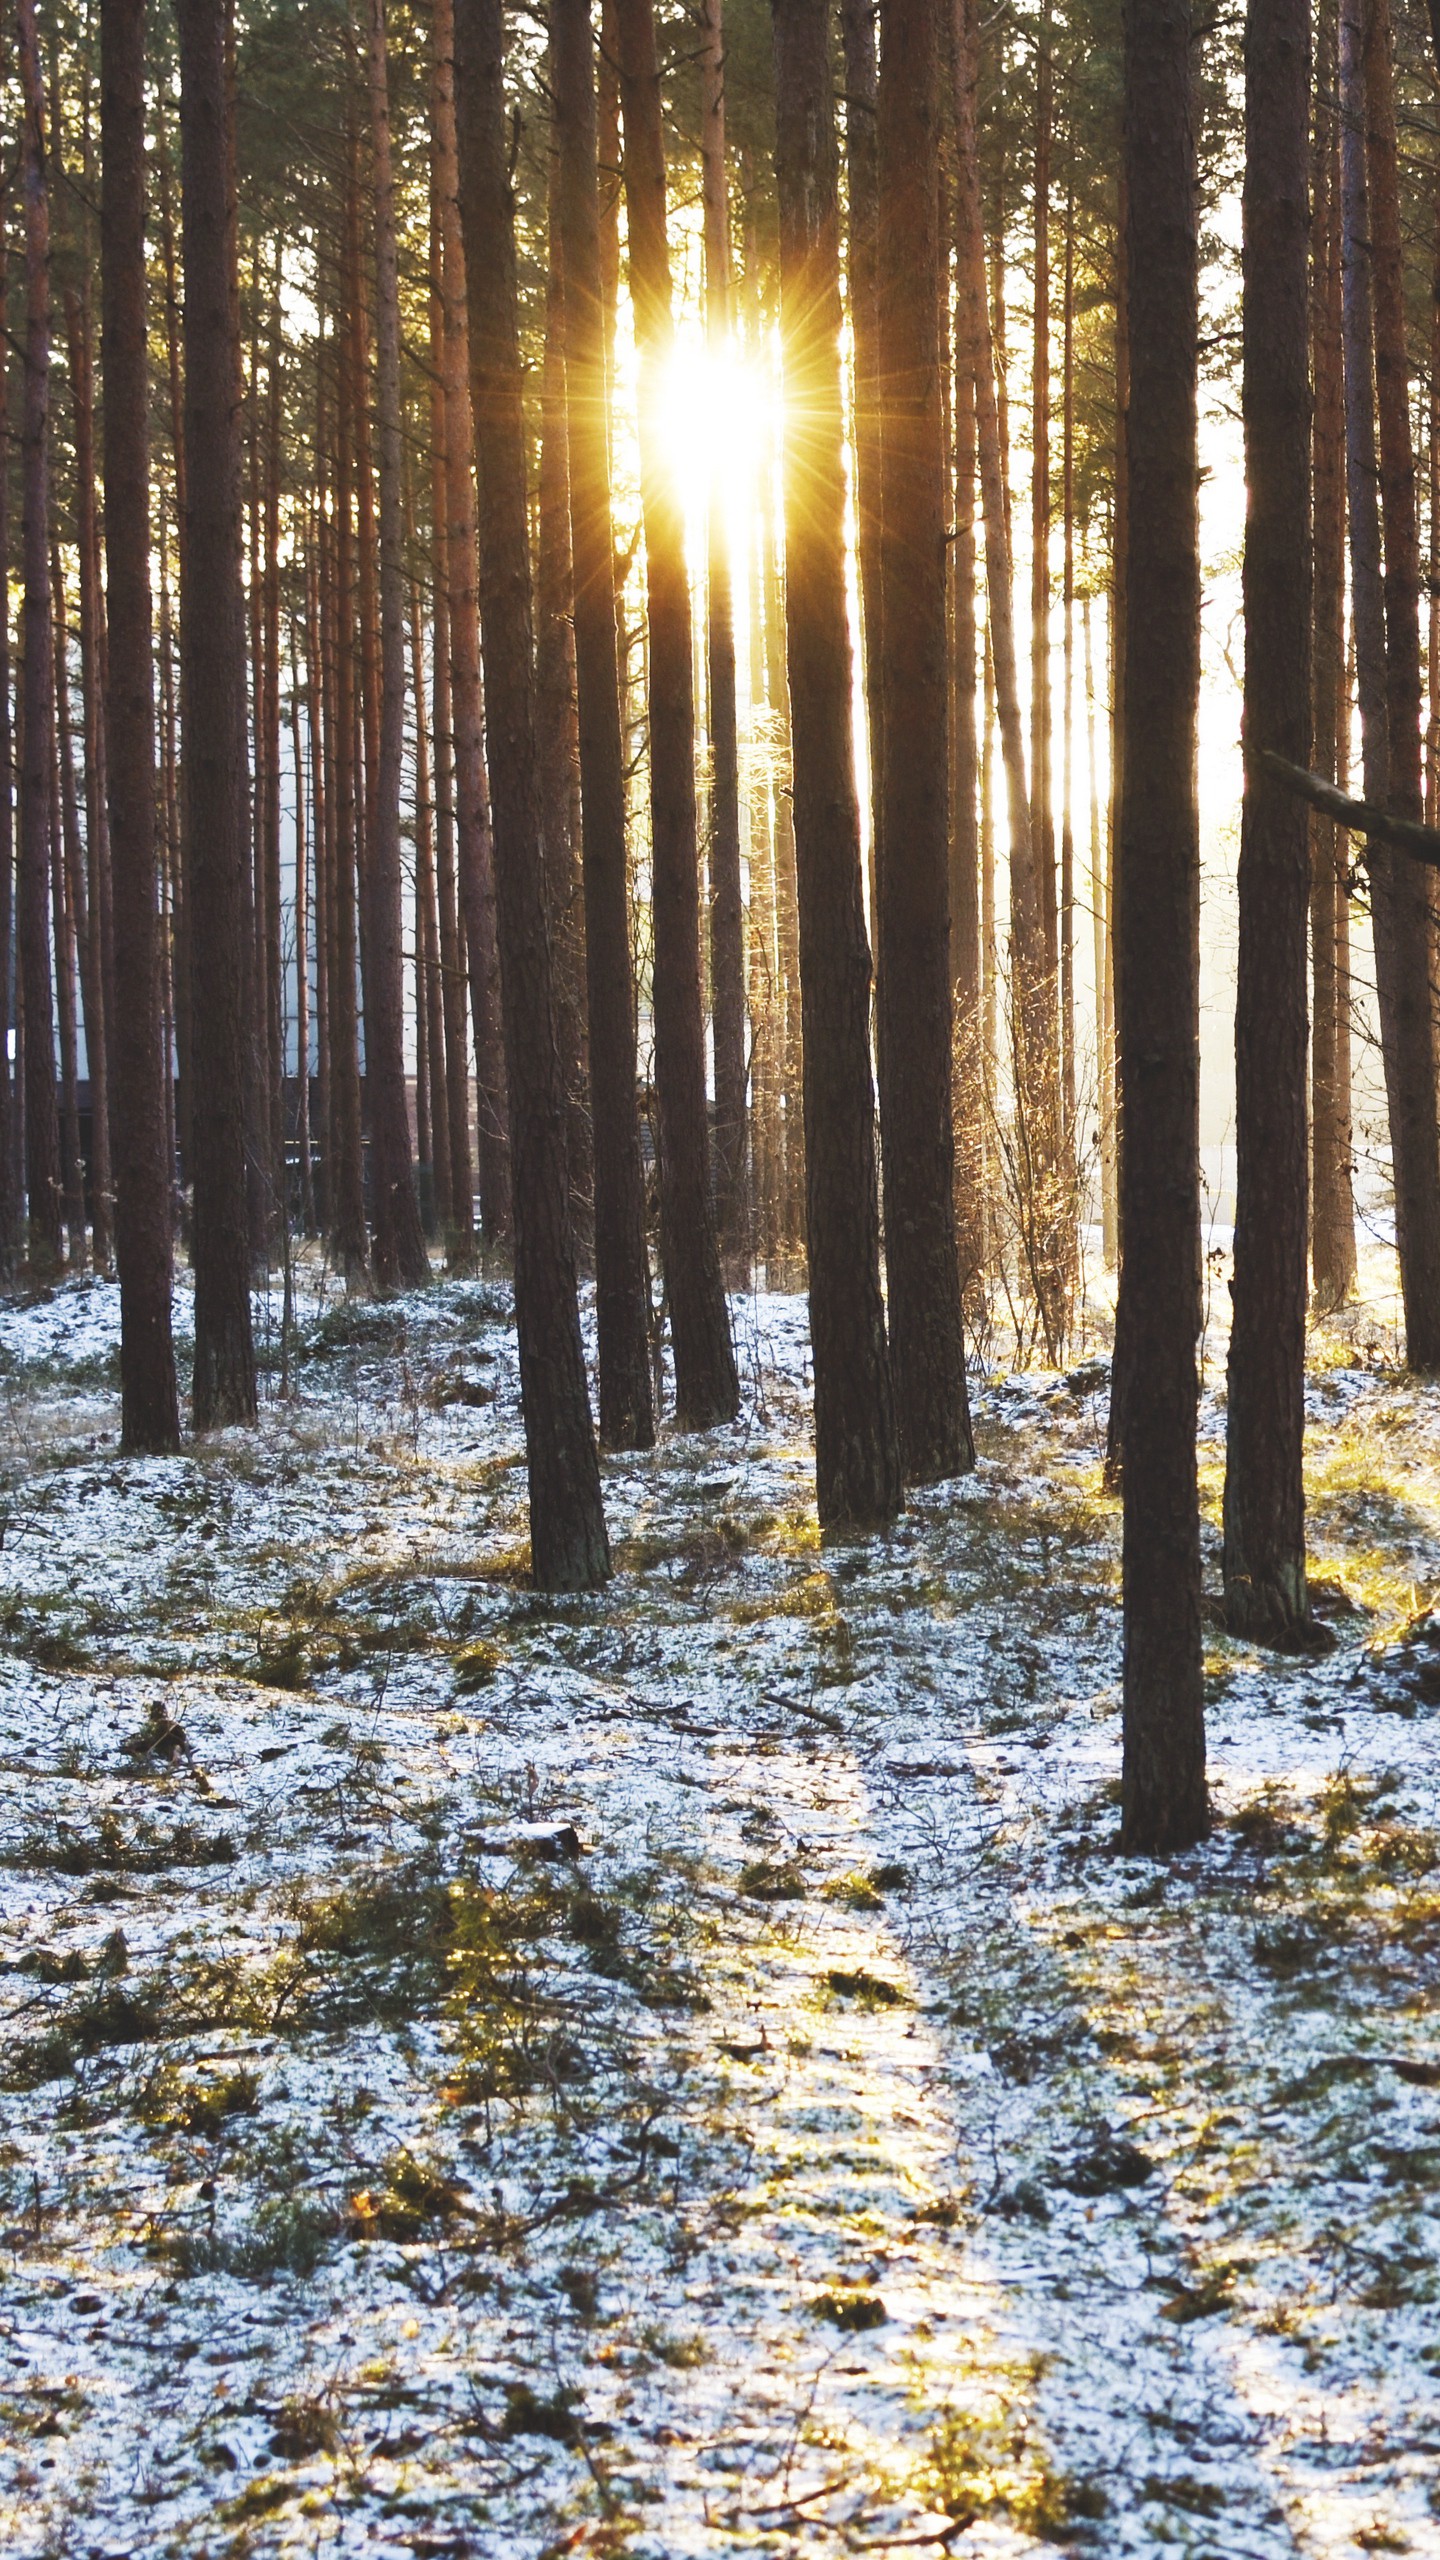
[1310,6,1357,1309]
[100,0,181,1450]
[1115,0,1207,1853]
[329,273,370,1280]
[772,0,902,1531]
[0,239,15,1271]
[434,0,510,1245]
[454,0,611,1590]
[62,289,115,1271]
[425,153,476,1267]
[176,0,257,1424]
[875,0,973,1483]
[16,0,63,1274]
[1339,0,1440,1370]
[700,0,748,1272]
[552,0,655,1450]
[839,0,884,918]
[365,0,430,1289]
[1222,0,1315,1647]
[613,0,738,1425]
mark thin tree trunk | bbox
[434,0,510,1244]
[613,0,738,1425]
[290,617,314,1234]
[1311,8,1357,1308]
[410,571,449,1235]
[176,0,257,1423]
[1031,0,1055,983]
[839,0,884,918]
[0,239,15,1270]
[1060,153,1076,1139]
[772,0,901,1530]
[63,288,115,1270]
[552,0,654,1450]
[454,0,610,1589]
[53,555,90,1260]
[1340,0,1440,1370]
[100,0,180,1448]
[952,0,1037,997]
[876,0,973,1482]
[1222,0,1316,1646]
[365,0,430,1289]
[329,260,370,1279]
[1115,0,1207,1854]
[425,204,475,1267]
[699,0,748,1270]
[52,688,87,1261]
[535,126,591,1246]
[16,0,63,1273]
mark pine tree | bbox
[100,0,181,1452]
[772,0,902,1532]
[1115,0,1207,1854]
[454,0,611,1592]
[176,0,257,1426]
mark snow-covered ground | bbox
[0,1256,1437,2556]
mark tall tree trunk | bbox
[290,615,315,1234]
[100,0,180,1450]
[52,685,87,1261]
[1115,0,1207,1854]
[840,0,884,912]
[952,0,1037,1006]
[434,0,510,1245]
[425,188,475,1268]
[772,0,901,1531]
[552,0,654,1449]
[699,0,748,1271]
[329,261,370,1279]
[1031,0,1055,983]
[1222,0,1316,1646]
[1311,9,1357,1308]
[16,0,63,1274]
[52,558,90,1260]
[613,0,738,1425]
[410,571,450,1235]
[875,0,973,1482]
[0,240,15,1270]
[365,0,430,1289]
[535,129,591,1245]
[1340,0,1440,1370]
[454,0,610,1590]
[176,0,257,1423]
[63,288,115,1271]
[1060,154,1076,1139]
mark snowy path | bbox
[0,1272,1437,2555]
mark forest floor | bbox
[1,1248,1439,2559]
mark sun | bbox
[656,326,773,538]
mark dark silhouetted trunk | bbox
[875,0,973,1482]
[614,0,738,1425]
[63,290,115,1271]
[772,0,901,1530]
[177,0,257,1424]
[329,272,370,1278]
[1310,5,1356,1309]
[1115,0,1207,1853]
[839,0,883,911]
[536,129,590,1241]
[16,0,63,1273]
[435,0,510,1243]
[365,0,430,1289]
[0,241,15,1269]
[454,0,610,1589]
[700,0,748,1269]
[1339,0,1440,1370]
[552,0,654,1448]
[100,0,180,1450]
[1222,0,1315,1645]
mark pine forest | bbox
[5,0,1440,2546]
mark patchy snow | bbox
[0,1254,1438,2555]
